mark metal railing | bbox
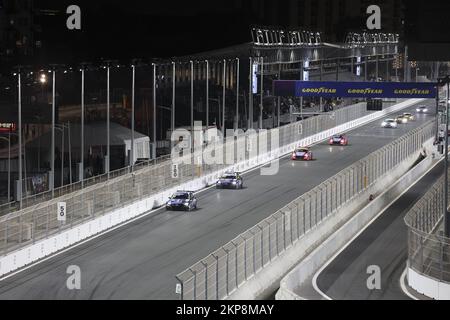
[0,100,391,256]
[175,120,435,300]
[405,173,450,284]
[0,154,173,217]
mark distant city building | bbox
[231,0,404,42]
[0,0,41,71]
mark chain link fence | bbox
[405,173,450,284]
[0,100,398,256]
[176,120,435,300]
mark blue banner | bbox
[273,80,437,98]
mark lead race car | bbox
[329,134,348,146]
[291,147,313,161]
[381,118,398,128]
[416,105,428,113]
[165,191,198,211]
[216,171,243,189]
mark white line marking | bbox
[400,267,419,300]
[312,155,443,300]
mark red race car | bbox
[291,147,313,161]
[329,134,348,146]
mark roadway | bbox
[0,100,436,300]
[314,159,443,300]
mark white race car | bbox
[381,119,398,128]
[416,106,428,113]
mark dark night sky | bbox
[34,0,261,65]
[27,0,450,65]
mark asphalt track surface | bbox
[315,159,443,300]
[0,100,436,299]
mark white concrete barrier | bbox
[0,98,424,279]
[408,267,450,300]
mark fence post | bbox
[440,236,444,280]
[234,242,238,288]
[201,260,208,300]
[46,207,50,237]
[258,224,264,269]
[189,268,197,300]
[253,231,256,275]
[282,211,286,250]
[214,254,219,300]
[225,249,229,296]
[4,219,8,252]
[244,238,248,281]
[175,275,184,300]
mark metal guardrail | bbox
[405,174,450,284]
[0,100,388,256]
[0,154,172,217]
[175,120,435,300]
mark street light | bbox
[39,73,47,84]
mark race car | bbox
[395,115,408,124]
[329,134,348,146]
[416,105,428,113]
[166,191,198,211]
[403,112,415,121]
[381,119,398,128]
[216,172,243,189]
[291,147,313,161]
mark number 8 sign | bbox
[172,163,179,179]
[57,202,67,221]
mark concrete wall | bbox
[408,267,450,300]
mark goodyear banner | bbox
[273,80,437,98]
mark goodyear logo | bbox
[347,88,383,95]
[393,88,431,95]
[301,87,337,94]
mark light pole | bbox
[152,63,157,160]
[190,61,194,151]
[404,45,409,82]
[206,60,209,129]
[236,58,240,131]
[51,67,56,197]
[106,62,111,178]
[68,121,72,184]
[172,61,176,133]
[18,70,23,209]
[222,59,226,134]
[131,63,135,169]
[260,57,264,130]
[446,80,450,238]
[248,57,253,129]
[80,64,85,187]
